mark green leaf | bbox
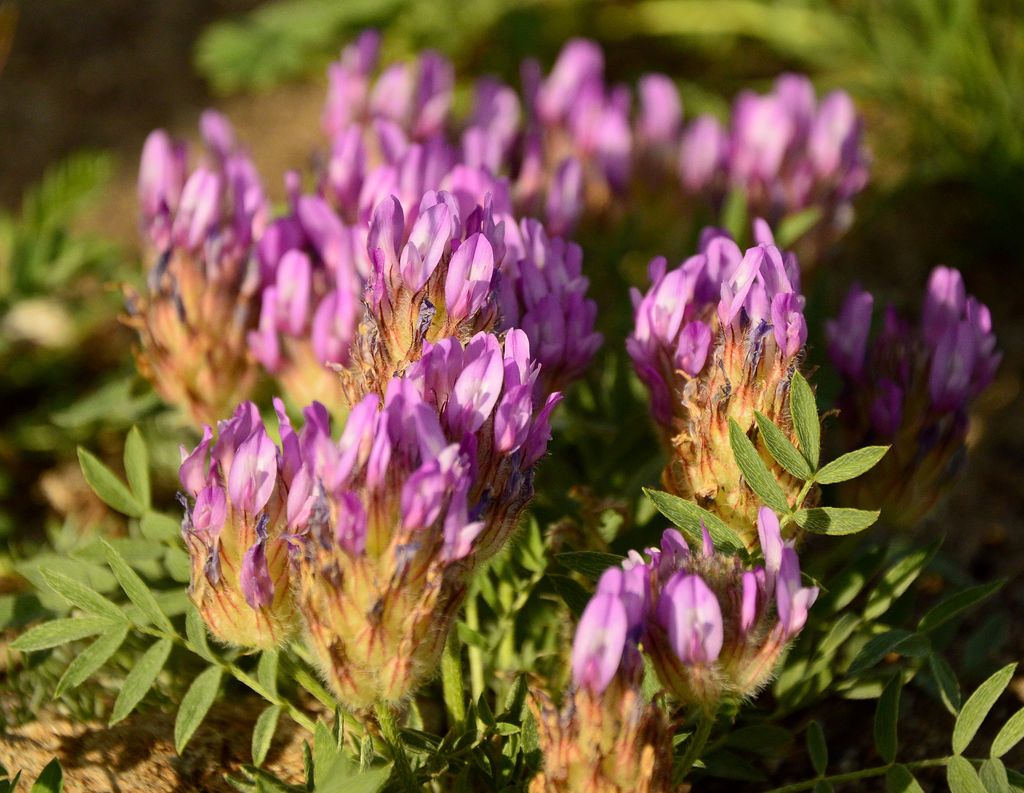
[980,758,1009,793]
[546,574,591,618]
[875,674,902,763]
[54,624,128,696]
[886,765,926,793]
[793,507,880,536]
[721,185,748,242]
[110,638,172,725]
[723,725,793,757]
[41,569,126,622]
[317,763,391,793]
[11,616,117,651]
[77,447,144,518]
[313,719,340,773]
[754,411,813,479]
[252,705,281,766]
[257,651,279,698]
[864,543,940,621]
[643,488,744,552]
[930,653,962,716]
[815,446,890,484]
[947,755,986,793]
[554,551,623,580]
[728,419,790,513]
[789,371,820,468]
[175,665,223,753]
[185,606,215,661]
[848,629,925,676]
[806,720,827,775]
[140,512,182,542]
[101,540,173,633]
[813,782,834,793]
[918,580,1005,633]
[992,706,1024,758]
[775,206,823,248]
[28,758,62,793]
[953,663,1017,755]
[165,547,192,583]
[124,426,150,508]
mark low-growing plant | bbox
[2,22,1017,793]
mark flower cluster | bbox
[827,266,1000,526]
[679,73,868,241]
[178,402,299,649]
[180,329,560,707]
[321,30,452,176]
[512,39,633,233]
[628,225,809,546]
[573,510,816,708]
[533,509,816,791]
[247,192,362,415]
[319,35,686,238]
[529,668,674,793]
[126,113,268,424]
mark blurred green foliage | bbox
[196,0,1024,184]
[0,153,158,541]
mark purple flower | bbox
[775,548,818,638]
[571,592,628,694]
[536,39,604,125]
[658,572,723,665]
[828,267,999,526]
[756,507,784,593]
[676,321,712,376]
[138,130,186,248]
[179,405,301,648]
[629,228,806,437]
[637,74,682,149]
[678,74,868,236]
[570,522,817,708]
[826,284,874,379]
[500,219,602,390]
[679,115,728,193]
[191,485,227,537]
[922,265,967,341]
[445,232,495,322]
[227,426,279,515]
[240,522,274,610]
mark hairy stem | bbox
[441,631,466,730]
[677,710,716,781]
[464,595,485,702]
[374,702,419,792]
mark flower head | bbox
[827,267,1000,526]
[577,512,817,710]
[678,73,868,255]
[179,402,302,648]
[126,113,267,424]
[627,227,810,545]
[293,329,560,706]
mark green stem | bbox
[795,478,815,511]
[374,702,419,792]
[764,757,959,792]
[441,631,466,730]
[677,711,716,781]
[137,624,319,733]
[464,595,485,702]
